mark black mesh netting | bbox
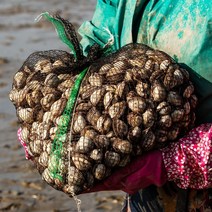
[9,16,197,197]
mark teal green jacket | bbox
[79,0,212,124]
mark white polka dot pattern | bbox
[161,123,212,189]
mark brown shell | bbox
[93,164,106,180]
[115,81,129,98]
[159,115,172,128]
[141,129,156,151]
[96,115,112,134]
[156,101,171,115]
[44,73,60,87]
[88,73,103,87]
[171,109,185,122]
[90,149,103,161]
[68,166,85,186]
[90,87,105,106]
[167,91,182,106]
[13,71,27,89]
[106,67,125,82]
[151,82,167,102]
[142,109,155,128]
[17,107,34,124]
[167,126,180,140]
[103,91,115,110]
[128,127,142,142]
[75,136,94,154]
[72,114,87,134]
[71,153,92,171]
[127,97,146,114]
[112,138,132,154]
[34,59,52,73]
[86,107,101,126]
[104,151,121,167]
[108,101,126,119]
[94,135,110,149]
[112,119,128,138]
[136,82,149,98]
[183,84,194,98]
[127,112,143,127]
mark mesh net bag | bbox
[9,14,198,197]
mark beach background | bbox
[0,0,125,211]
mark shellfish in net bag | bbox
[9,14,197,197]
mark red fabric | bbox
[85,150,167,194]
[161,123,212,189]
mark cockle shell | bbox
[30,139,43,155]
[190,95,198,109]
[75,102,92,112]
[167,126,180,140]
[155,130,168,143]
[171,109,185,122]
[20,126,29,143]
[127,97,146,114]
[13,71,27,89]
[17,107,34,123]
[68,166,85,186]
[81,127,97,140]
[75,136,94,153]
[90,87,105,106]
[57,79,74,92]
[80,85,97,100]
[112,119,128,138]
[127,112,143,127]
[183,84,194,98]
[34,59,52,73]
[72,153,92,171]
[96,115,112,134]
[128,127,142,142]
[9,89,27,106]
[50,98,67,116]
[106,67,125,82]
[159,115,172,128]
[184,101,191,115]
[142,109,155,128]
[141,129,156,151]
[88,73,103,86]
[93,164,106,180]
[104,151,121,167]
[40,93,60,111]
[115,81,129,98]
[167,91,182,106]
[42,111,55,124]
[90,149,103,161]
[160,59,170,71]
[38,151,49,167]
[156,101,171,115]
[136,82,149,98]
[26,89,43,107]
[72,114,87,134]
[94,135,110,149]
[42,168,54,184]
[63,184,82,196]
[86,107,101,126]
[44,73,60,87]
[112,138,132,154]
[151,82,167,102]
[103,91,114,110]
[98,63,113,75]
[108,101,126,119]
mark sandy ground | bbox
[0,1,125,211]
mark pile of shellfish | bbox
[9,43,197,196]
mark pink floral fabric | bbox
[17,128,33,160]
[161,123,212,189]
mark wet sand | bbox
[0,1,125,211]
